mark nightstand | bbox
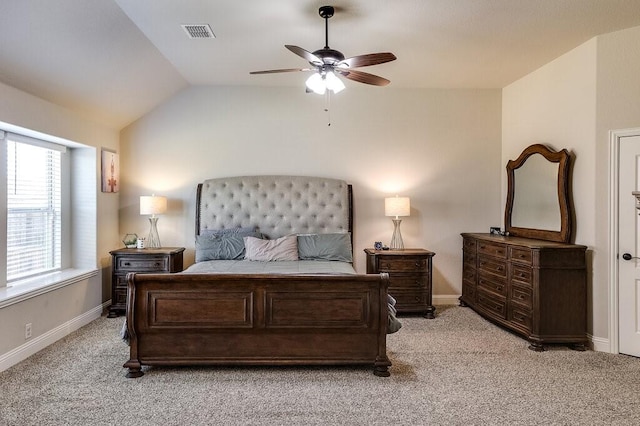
[364,248,436,318]
[108,247,185,318]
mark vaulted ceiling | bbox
[2,1,640,129]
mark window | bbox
[6,138,64,282]
[0,124,97,306]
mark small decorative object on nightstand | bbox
[108,247,184,318]
[122,234,138,249]
[365,247,436,318]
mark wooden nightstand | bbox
[364,248,436,318]
[108,247,185,318]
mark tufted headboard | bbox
[195,176,353,239]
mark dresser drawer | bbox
[463,238,477,252]
[462,280,477,303]
[508,305,532,332]
[511,264,533,287]
[478,273,507,296]
[114,274,128,289]
[389,274,426,289]
[463,264,476,282]
[114,288,128,306]
[378,257,428,272]
[478,255,507,278]
[510,284,533,308]
[477,242,507,259]
[463,250,477,266]
[510,246,533,265]
[392,290,427,309]
[115,256,169,272]
[477,290,507,319]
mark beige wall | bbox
[120,86,502,299]
[502,24,640,345]
[0,81,119,358]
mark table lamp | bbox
[140,195,167,248]
[385,196,410,250]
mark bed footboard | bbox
[124,272,391,378]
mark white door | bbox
[619,135,640,357]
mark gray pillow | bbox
[195,231,262,262]
[297,233,353,262]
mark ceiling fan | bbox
[250,5,397,95]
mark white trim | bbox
[6,132,67,152]
[0,269,98,309]
[0,301,109,373]
[608,128,640,354]
[433,294,461,306]
[590,333,610,353]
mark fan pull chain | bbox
[324,91,331,126]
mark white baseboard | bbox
[433,294,461,306]
[0,302,109,373]
[589,334,611,353]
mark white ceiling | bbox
[2,0,640,129]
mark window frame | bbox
[0,125,97,306]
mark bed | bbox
[124,176,396,378]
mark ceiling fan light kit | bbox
[250,5,396,94]
[305,70,345,95]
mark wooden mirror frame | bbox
[504,143,573,243]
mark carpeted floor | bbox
[1,306,639,425]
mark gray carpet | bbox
[1,306,639,425]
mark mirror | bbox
[504,144,573,243]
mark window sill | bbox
[0,269,98,309]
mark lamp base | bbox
[390,219,404,250]
[147,217,161,248]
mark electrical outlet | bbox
[25,323,32,340]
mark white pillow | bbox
[244,235,299,261]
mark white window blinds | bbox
[6,136,62,281]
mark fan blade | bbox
[250,68,313,75]
[285,45,323,65]
[336,69,390,86]
[338,52,396,69]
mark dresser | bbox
[365,248,436,318]
[108,247,185,318]
[460,233,587,351]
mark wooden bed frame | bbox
[124,176,392,377]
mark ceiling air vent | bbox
[181,24,215,39]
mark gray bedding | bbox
[183,259,359,275]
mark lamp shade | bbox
[140,195,167,216]
[385,196,410,217]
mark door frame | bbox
[609,127,640,354]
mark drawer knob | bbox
[124,262,131,266]
[496,266,503,271]
[519,294,525,299]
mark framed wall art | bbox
[101,149,119,193]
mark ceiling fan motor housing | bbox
[312,48,345,65]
